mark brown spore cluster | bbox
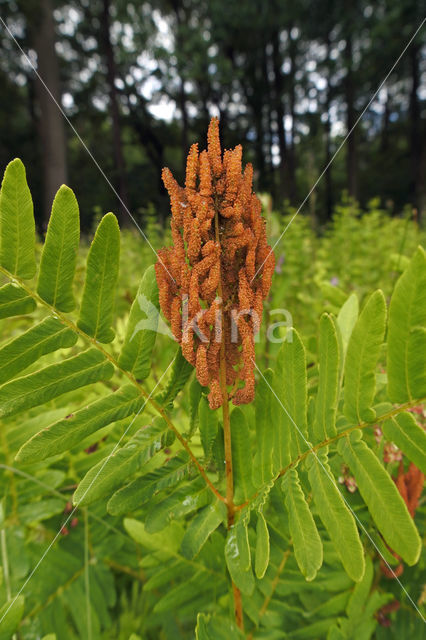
[155,118,275,409]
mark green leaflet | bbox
[0,283,36,319]
[307,451,365,582]
[107,451,192,515]
[155,348,194,408]
[0,348,113,419]
[199,396,218,460]
[231,408,254,504]
[253,368,275,487]
[0,316,77,385]
[181,501,226,559]
[337,430,421,565]
[153,571,207,613]
[211,423,225,477]
[235,512,251,571]
[283,468,323,581]
[195,613,245,640]
[337,292,359,361]
[313,313,340,442]
[16,384,142,463]
[225,527,255,595]
[346,555,373,619]
[73,417,169,506]
[387,246,426,402]
[0,158,36,279]
[118,265,159,379]
[189,376,204,436]
[382,412,426,473]
[37,185,80,311]
[254,511,270,579]
[144,477,209,533]
[124,518,184,556]
[275,328,309,459]
[19,498,64,524]
[77,213,120,343]
[0,595,25,640]
[343,290,386,424]
[144,560,192,591]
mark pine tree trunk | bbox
[173,0,189,170]
[409,43,424,221]
[272,30,288,203]
[344,33,357,199]
[32,0,67,228]
[288,31,297,203]
[324,35,333,222]
[100,0,130,226]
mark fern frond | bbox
[107,451,194,516]
[144,477,209,533]
[181,501,226,560]
[337,429,421,565]
[253,368,275,486]
[0,283,36,318]
[282,468,323,581]
[16,384,142,463]
[306,450,365,582]
[343,289,386,424]
[37,185,80,311]
[118,264,159,379]
[0,349,113,418]
[73,417,171,506]
[231,408,254,503]
[387,246,426,402]
[312,313,340,442]
[77,212,120,343]
[275,328,309,459]
[225,525,255,596]
[254,511,270,580]
[0,158,36,279]
[382,411,426,473]
[0,316,77,385]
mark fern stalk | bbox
[214,193,244,630]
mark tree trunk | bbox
[344,33,357,199]
[179,78,189,165]
[31,0,67,227]
[409,43,424,221]
[262,44,275,197]
[173,1,189,170]
[288,31,297,203]
[380,89,390,153]
[324,35,333,222]
[272,30,287,203]
[100,0,130,226]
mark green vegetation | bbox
[0,159,425,639]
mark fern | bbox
[0,158,425,638]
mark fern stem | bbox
[0,265,226,505]
[213,193,244,632]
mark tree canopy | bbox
[0,0,424,229]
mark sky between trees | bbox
[0,0,425,230]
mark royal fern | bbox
[0,143,424,639]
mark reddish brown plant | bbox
[155,118,275,409]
